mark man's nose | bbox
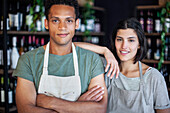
[58,22,67,30]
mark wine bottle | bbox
[23,36,28,53]
[0,76,5,107]
[0,41,3,68]
[155,11,162,33]
[28,36,34,51]
[19,36,25,55]
[154,38,161,60]
[41,38,45,46]
[32,36,36,49]
[7,38,11,69]
[139,10,145,31]
[36,37,40,48]
[35,3,42,31]
[26,4,33,31]
[16,0,23,31]
[146,10,152,33]
[94,18,101,32]
[11,36,20,69]
[41,6,46,31]
[8,0,17,30]
[8,78,13,107]
[165,13,170,33]
[165,37,168,60]
[147,38,152,59]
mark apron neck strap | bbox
[42,42,79,76]
[42,42,50,75]
[139,61,144,87]
[72,43,79,76]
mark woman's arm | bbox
[74,42,119,79]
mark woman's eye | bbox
[116,38,122,41]
[129,40,135,42]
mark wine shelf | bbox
[0,31,105,36]
[0,106,17,113]
[0,69,14,75]
[136,5,162,9]
[145,33,170,36]
[142,59,170,64]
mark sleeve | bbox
[90,54,105,79]
[153,69,170,109]
[12,53,34,82]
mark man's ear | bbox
[75,18,79,29]
[45,19,49,30]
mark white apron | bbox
[38,42,81,101]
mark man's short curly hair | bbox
[45,0,79,20]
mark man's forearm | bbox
[37,94,107,113]
[17,103,58,113]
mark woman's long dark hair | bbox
[111,17,147,64]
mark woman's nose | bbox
[122,41,128,49]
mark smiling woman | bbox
[115,29,140,62]
[74,17,170,113]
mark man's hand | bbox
[78,85,104,102]
[36,94,52,109]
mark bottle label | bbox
[86,19,94,31]
[8,90,13,104]
[9,14,14,28]
[147,49,152,59]
[1,90,5,102]
[7,49,11,66]
[0,50,3,65]
[1,20,3,30]
[155,19,161,32]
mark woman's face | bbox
[115,28,140,62]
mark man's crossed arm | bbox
[16,74,107,113]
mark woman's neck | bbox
[119,61,139,78]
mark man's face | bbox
[45,5,79,46]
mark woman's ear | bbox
[45,19,49,30]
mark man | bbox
[13,0,107,112]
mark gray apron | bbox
[107,61,154,113]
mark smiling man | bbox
[13,0,107,113]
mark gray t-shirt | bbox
[105,67,170,110]
[13,46,104,93]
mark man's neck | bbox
[43,41,73,56]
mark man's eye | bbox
[67,20,73,23]
[52,20,58,23]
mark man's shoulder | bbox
[20,46,44,60]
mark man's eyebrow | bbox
[50,16,75,19]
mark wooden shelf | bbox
[0,106,17,113]
[0,69,14,74]
[145,33,170,36]
[79,6,105,11]
[142,59,170,64]
[0,31,105,36]
[136,5,162,9]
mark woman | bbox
[75,18,170,113]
